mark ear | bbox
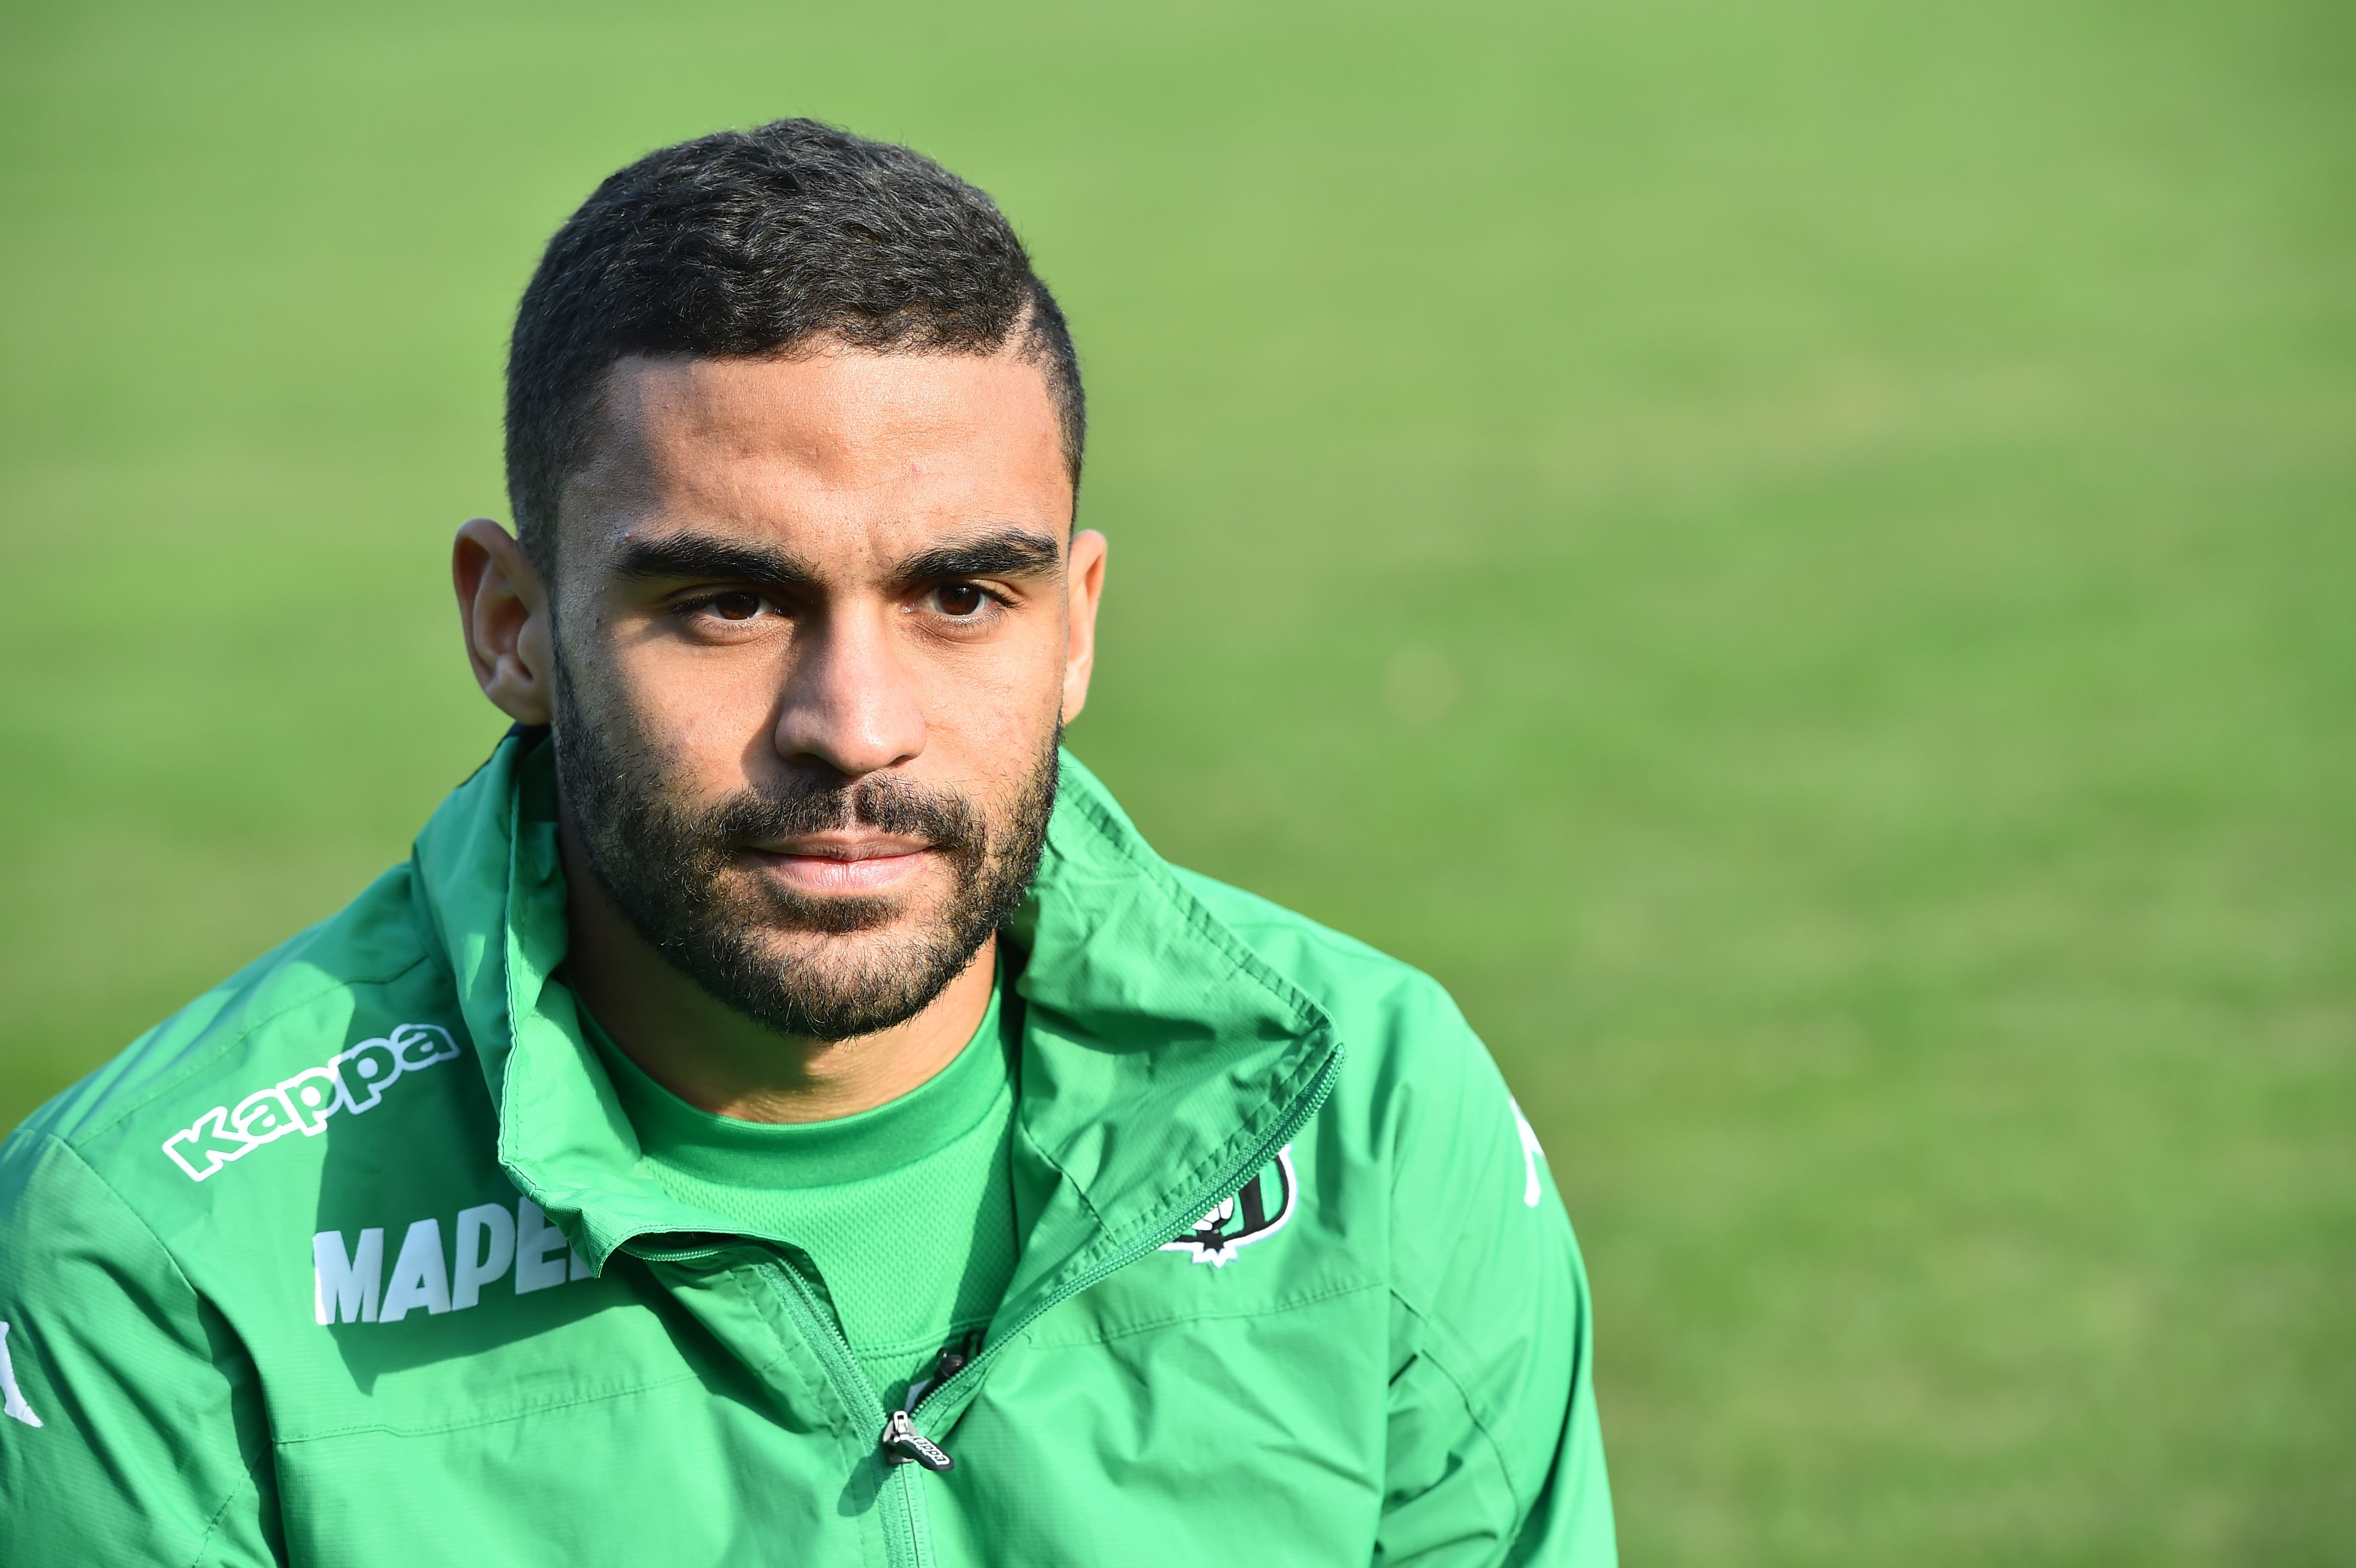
[1059,528,1109,725]
[453,518,556,725]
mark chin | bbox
[755,906,973,972]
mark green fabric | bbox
[0,732,1614,1568]
[581,976,1019,1401]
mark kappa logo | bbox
[1511,1099,1546,1208]
[0,1321,42,1429]
[1162,1144,1298,1268]
[162,1023,462,1182]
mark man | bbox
[0,121,1613,1565]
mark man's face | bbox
[543,344,1099,1040]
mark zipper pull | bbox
[879,1409,954,1472]
[904,1340,970,1410]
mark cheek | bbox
[601,637,787,796]
[920,648,1066,773]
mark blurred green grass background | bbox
[4,0,2350,1559]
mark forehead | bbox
[560,346,1070,569]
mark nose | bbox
[771,602,927,779]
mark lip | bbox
[746,839,934,895]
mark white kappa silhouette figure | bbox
[0,1320,43,1428]
[1510,1100,1547,1209]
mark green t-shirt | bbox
[582,970,1020,1404]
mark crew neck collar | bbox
[582,973,1010,1190]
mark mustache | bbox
[699,772,987,855]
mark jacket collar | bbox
[409,732,1342,1289]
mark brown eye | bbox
[710,592,764,621]
[936,585,987,617]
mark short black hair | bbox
[505,119,1083,572]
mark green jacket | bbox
[0,735,1613,1566]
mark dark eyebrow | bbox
[892,528,1063,585]
[609,533,819,592]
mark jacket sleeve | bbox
[1376,1008,1616,1567]
[0,1129,284,1566]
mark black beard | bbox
[551,674,1058,1042]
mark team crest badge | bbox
[1162,1144,1297,1267]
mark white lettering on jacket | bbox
[313,1198,592,1325]
[0,1322,42,1428]
[1510,1099,1546,1208]
[161,1023,462,1182]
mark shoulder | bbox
[1174,866,1502,1097]
[1171,870,1535,1240]
[8,861,475,1217]
[1174,868,1474,1052]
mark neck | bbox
[556,825,996,1124]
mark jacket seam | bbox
[31,1135,267,1563]
[1184,904,1407,975]
[185,1472,260,1568]
[1004,980,1335,1303]
[1020,1274,1384,1349]
[1013,1119,1112,1235]
[1045,786,1352,1265]
[1171,868,1449,999]
[406,848,456,987]
[272,1367,710,1445]
[847,1309,999,1360]
[746,1267,841,1388]
[42,1132,214,1313]
[744,1267,876,1480]
[1016,1032,1335,1298]
[1056,778,1335,1040]
[1386,1286,1530,1524]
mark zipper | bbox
[880,1408,954,1471]
[900,1332,976,1414]
[630,1045,1340,1564]
[764,1261,938,1567]
[637,1238,933,1568]
[881,1329,978,1470]
[906,1052,1341,1431]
